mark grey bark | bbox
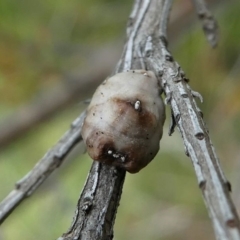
[192,0,219,47]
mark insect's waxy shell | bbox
[81,70,165,173]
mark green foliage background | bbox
[0,0,240,239]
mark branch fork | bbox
[0,1,239,240]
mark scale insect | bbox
[81,69,165,173]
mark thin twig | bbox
[0,111,86,224]
[159,0,173,38]
[191,0,219,47]
[121,0,150,70]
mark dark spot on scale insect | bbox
[96,132,99,135]
[101,132,104,134]
[93,113,95,116]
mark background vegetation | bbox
[0,0,240,239]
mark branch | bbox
[60,0,240,239]
[0,111,86,224]
[191,0,219,47]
